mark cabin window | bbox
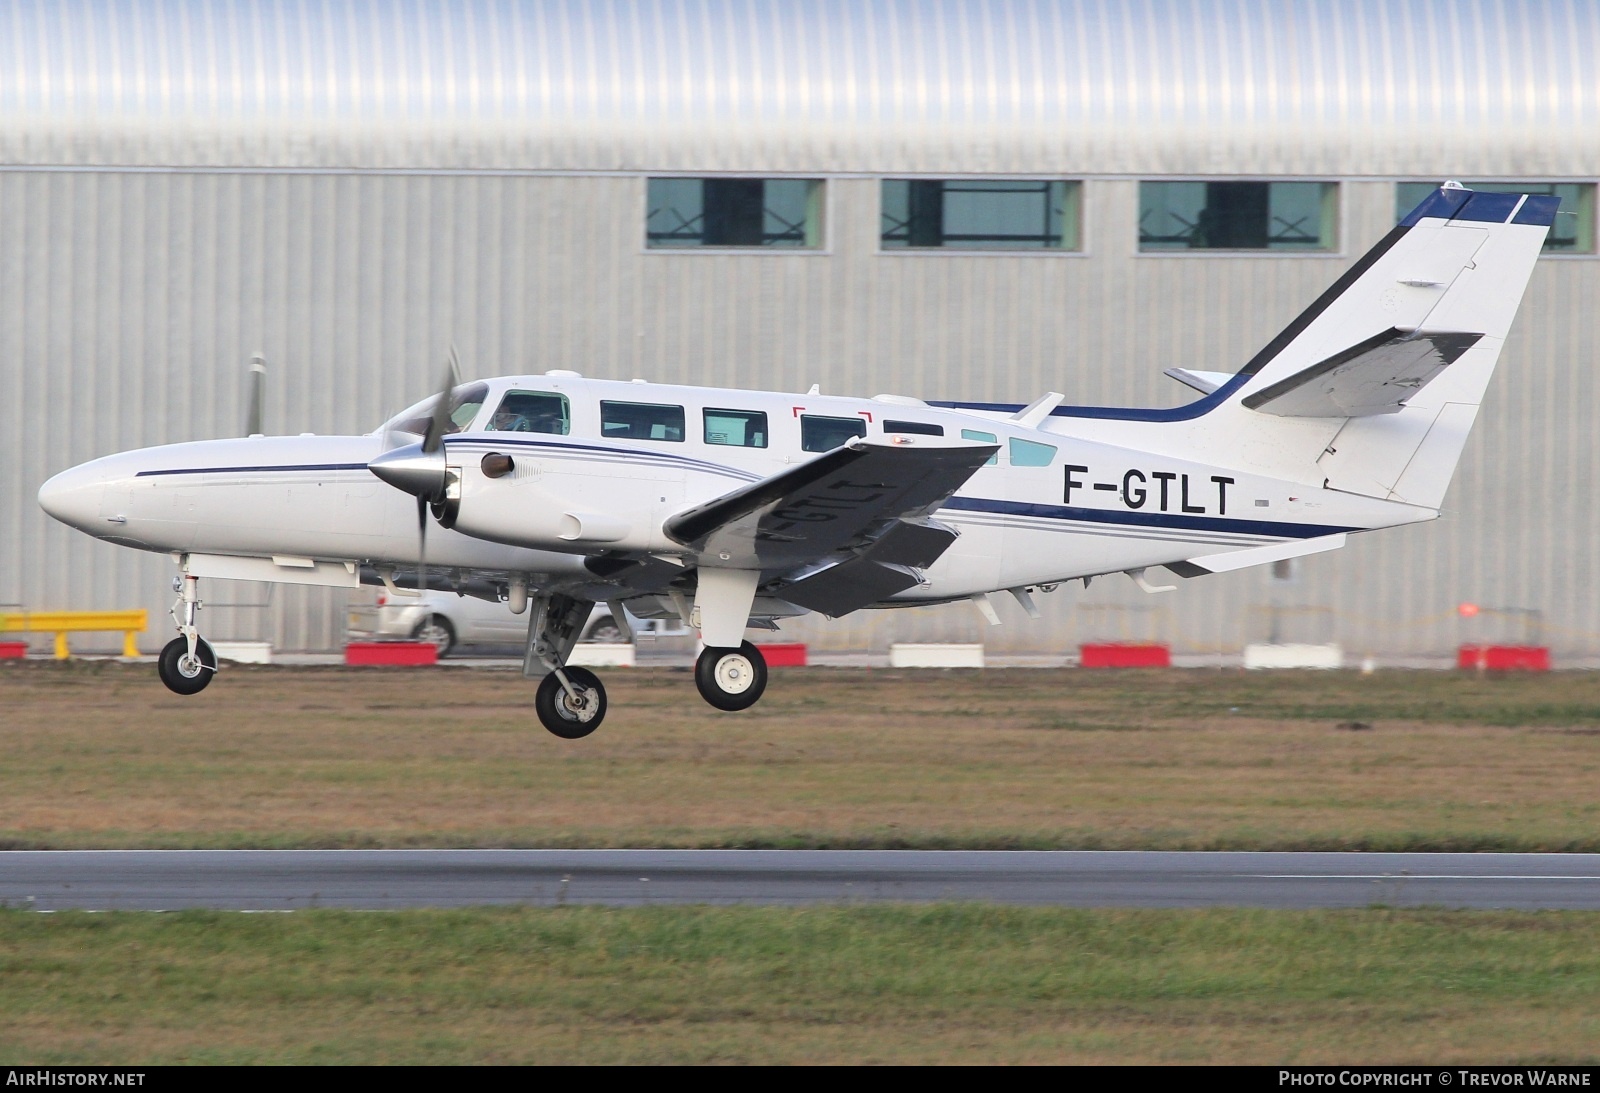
[704,408,768,448]
[1010,438,1057,467]
[486,390,570,435]
[961,429,1000,466]
[1395,182,1594,253]
[600,401,685,442]
[800,415,867,452]
[647,178,824,248]
[883,419,944,436]
[1139,181,1337,251]
[881,180,1081,250]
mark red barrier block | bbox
[756,643,808,667]
[1079,642,1171,669]
[1457,645,1550,672]
[0,641,27,659]
[345,641,438,667]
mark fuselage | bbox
[39,371,1433,603]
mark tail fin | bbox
[1226,184,1554,507]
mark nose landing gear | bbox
[159,571,218,695]
[158,636,218,694]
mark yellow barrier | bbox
[0,610,148,659]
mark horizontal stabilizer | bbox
[1242,327,1482,418]
[1164,368,1236,395]
[1166,533,1347,577]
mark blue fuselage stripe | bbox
[136,463,370,476]
[942,496,1356,539]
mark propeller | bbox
[369,357,461,592]
[245,355,266,436]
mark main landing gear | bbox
[524,593,609,739]
[694,642,768,711]
[522,590,772,738]
[158,572,218,695]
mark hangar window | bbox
[800,415,867,452]
[600,401,685,442]
[880,180,1082,250]
[487,391,570,434]
[704,408,768,448]
[1395,182,1595,253]
[1139,181,1337,251]
[647,178,824,248]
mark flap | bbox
[664,439,996,569]
[1242,328,1483,418]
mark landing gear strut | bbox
[694,641,768,711]
[524,593,608,738]
[159,571,217,695]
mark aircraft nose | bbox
[37,462,107,532]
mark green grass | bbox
[1,905,1598,1064]
[5,663,1600,851]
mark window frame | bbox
[1136,179,1344,258]
[599,400,687,443]
[702,407,770,449]
[644,176,830,254]
[878,178,1086,255]
[800,414,868,453]
[1009,437,1058,467]
[485,389,571,435]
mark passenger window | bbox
[487,390,570,434]
[961,429,999,466]
[600,401,685,442]
[801,415,868,452]
[884,419,944,436]
[703,408,768,448]
[1010,438,1057,467]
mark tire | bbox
[158,636,217,695]
[412,615,456,658]
[534,666,607,739]
[694,641,768,712]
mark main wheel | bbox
[535,666,607,739]
[412,615,456,658]
[158,636,217,695]
[694,641,768,712]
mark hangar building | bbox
[4,0,1598,658]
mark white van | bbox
[347,589,685,657]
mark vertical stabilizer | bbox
[1225,186,1554,508]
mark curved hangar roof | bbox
[2,0,1597,176]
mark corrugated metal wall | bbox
[7,172,1597,655]
[3,1,1598,656]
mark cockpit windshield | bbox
[382,382,490,439]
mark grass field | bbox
[3,905,1598,1064]
[2,661,1598,851]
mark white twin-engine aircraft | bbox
[39,185,1554,737]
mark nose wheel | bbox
[694,641,768,711]
[535,666,608,739]
[158,636,217,695]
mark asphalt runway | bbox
[4,850,1600,911]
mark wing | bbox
[663,438,997,615]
